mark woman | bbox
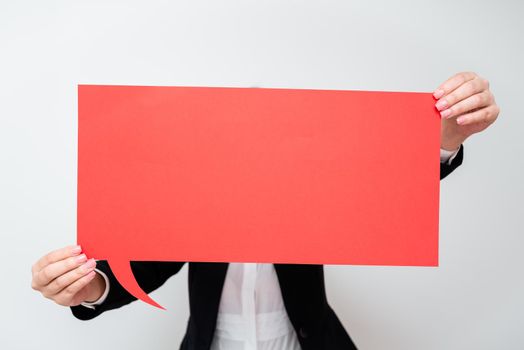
[31,72,499,350]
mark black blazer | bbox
[71,144,464,350]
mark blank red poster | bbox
[77,85,441,308]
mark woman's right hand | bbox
[31,245,106,306]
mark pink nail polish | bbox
[435,100,448,111]
[433,89,444,99]
[71,245,82,255]
[456,117,463,125]
[84,259,96,269]
[82,259,96,272]
[76,254,87,263]
[440,109,452,118]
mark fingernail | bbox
[433,89,444,99]
[76,254,87,263]
[82,259,96,272]
[456,117,463,125]
[71,245,82,255]
[435,99,448,111]
[440,109,452,118]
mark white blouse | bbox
[210,263,301,350]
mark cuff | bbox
[440,146,461,165]
[80,267,110,309]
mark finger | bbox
[32,245,82,274]
[44,259,96,296]
[456,105,500,126]
[53,270,97,307]
[35,254,89,291]
[440,91,493,119]
[435,76,488,111]
[433,72,477,99]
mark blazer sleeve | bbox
[70,260,185,320]
[440,144,464,180]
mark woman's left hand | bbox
[434,72,500,151]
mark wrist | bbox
[441,131,466,152]
[440,140,463,152]
[84,272,106,303]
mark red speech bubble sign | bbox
[78,85,440,309]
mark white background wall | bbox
[1,1,523,349]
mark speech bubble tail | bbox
[107,259,166,310]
